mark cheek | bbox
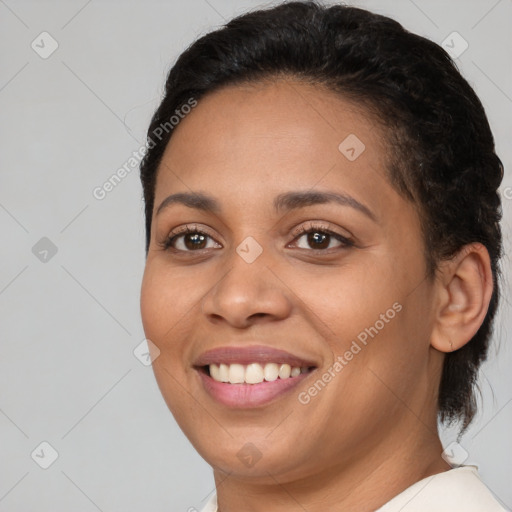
[140,265,195,414]
[296,254,428,390]
[140,266,166,341]
[296,261,395,343]
[141,262,193,331]
[140,261,216,379]
[140,263,190,355]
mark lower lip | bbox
[197,368,314,408]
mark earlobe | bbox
[430,243,493,353]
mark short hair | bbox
[139,0,504,433]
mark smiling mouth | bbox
[200,362,315,384]
[195,363,317,408]
[192,344,318,407]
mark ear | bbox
[430,242,494,353]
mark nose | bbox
[200,248,293,329]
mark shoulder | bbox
[376,465,509,512]
[197,466,509,512]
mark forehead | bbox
[154,79,392,212]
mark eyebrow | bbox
[274,190,376,221]
[156,190,376,221]
[156,192,221,216]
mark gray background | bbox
[1,0,511,510]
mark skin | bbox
[140,78,493,512]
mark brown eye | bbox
[305,231,331,249]
[290,224,353,251]
[180,232,208,250]
[161,226,222,252]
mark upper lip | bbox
[193,345,318,368]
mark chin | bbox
[194,436,316,482]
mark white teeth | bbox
[219,363,229,382]
[263,363,279,381]
[245,363,264,384]
[278,363,291,379]
[209,363,221,381]
[208,362,309,384]
[228,363,245,384]
[290,366,301,377]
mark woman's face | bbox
[140,80,443,482]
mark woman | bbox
[139,2,507,510]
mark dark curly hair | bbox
[139,1,504,433]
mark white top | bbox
[198,465,509,512]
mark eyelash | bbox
[158,222,354,254]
